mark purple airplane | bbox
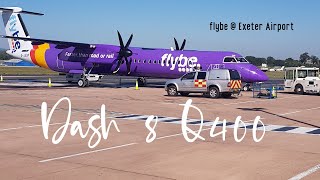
[0,7,268,87]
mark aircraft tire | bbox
[78,78,86,88]
[137,77,146,87]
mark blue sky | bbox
[0,0,319,59]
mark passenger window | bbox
[182,72,196,80]
[286,70,294,80]
[224,57,236,63]
[197,72,206,79]
[148,60,151,64]
[143,60,146,64]
[298,70,307,78]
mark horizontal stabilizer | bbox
[0,7,44,16]
[1,35,95,48]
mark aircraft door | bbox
[56,57,64,69]
[180,72,196,91]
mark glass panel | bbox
[297,70,307,78]
[197,72,206,79]
[182,72,196,80]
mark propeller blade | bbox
[125,57,132,75]
[180,39,186,50]
[125,34,133,49]
[112,58,123,74]
[117,31,124,49]
[174,38,179,50]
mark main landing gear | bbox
[78,76,89,87]
[77,67,103,88]
[137,77,147,87]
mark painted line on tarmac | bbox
[279,106,320,116]
[0,113,123,132]
[288,164,320,180]
[39,142,138,163]
[113,114,320,136]
[39,127,213,163]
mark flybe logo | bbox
[8,15,21,53]
[161,53,201,72]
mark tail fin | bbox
[0,7,43,53]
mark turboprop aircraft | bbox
[0,7,268,87]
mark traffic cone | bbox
[48,78,52,87]
[135,80,139,90]
[0,75,3,82]
[272,86,276,97]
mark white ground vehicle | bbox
[165,69,242,98]
[66,74,104,87]
[284,67,320,94]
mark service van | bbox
[165,69,242,98]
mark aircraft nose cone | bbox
[250,65,269,82]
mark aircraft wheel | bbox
[78,78,86,87]
[137,77,146,87]
[85,79,89,87]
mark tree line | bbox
[246,52,319,67]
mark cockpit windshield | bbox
[236,57,249,63]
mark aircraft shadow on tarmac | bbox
[237,107,320,128]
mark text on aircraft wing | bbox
[1,35,95,48]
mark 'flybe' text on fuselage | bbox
[161,53,201,72]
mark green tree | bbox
[310,55,319,65]
[266,56,275,67]
[0,50,13,60]
[285,58,300,67]
[299,52,310,64]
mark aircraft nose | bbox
[250,65,269,82]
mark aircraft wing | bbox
[1,35,95,48]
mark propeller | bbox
[174,38,186,50]
[113,31,133,74]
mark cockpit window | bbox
[224,57,237,63]
[236,57,249,63]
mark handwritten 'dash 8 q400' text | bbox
[41,97,265,148]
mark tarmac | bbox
[0,76,319,180]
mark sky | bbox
[0,0,319,59]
